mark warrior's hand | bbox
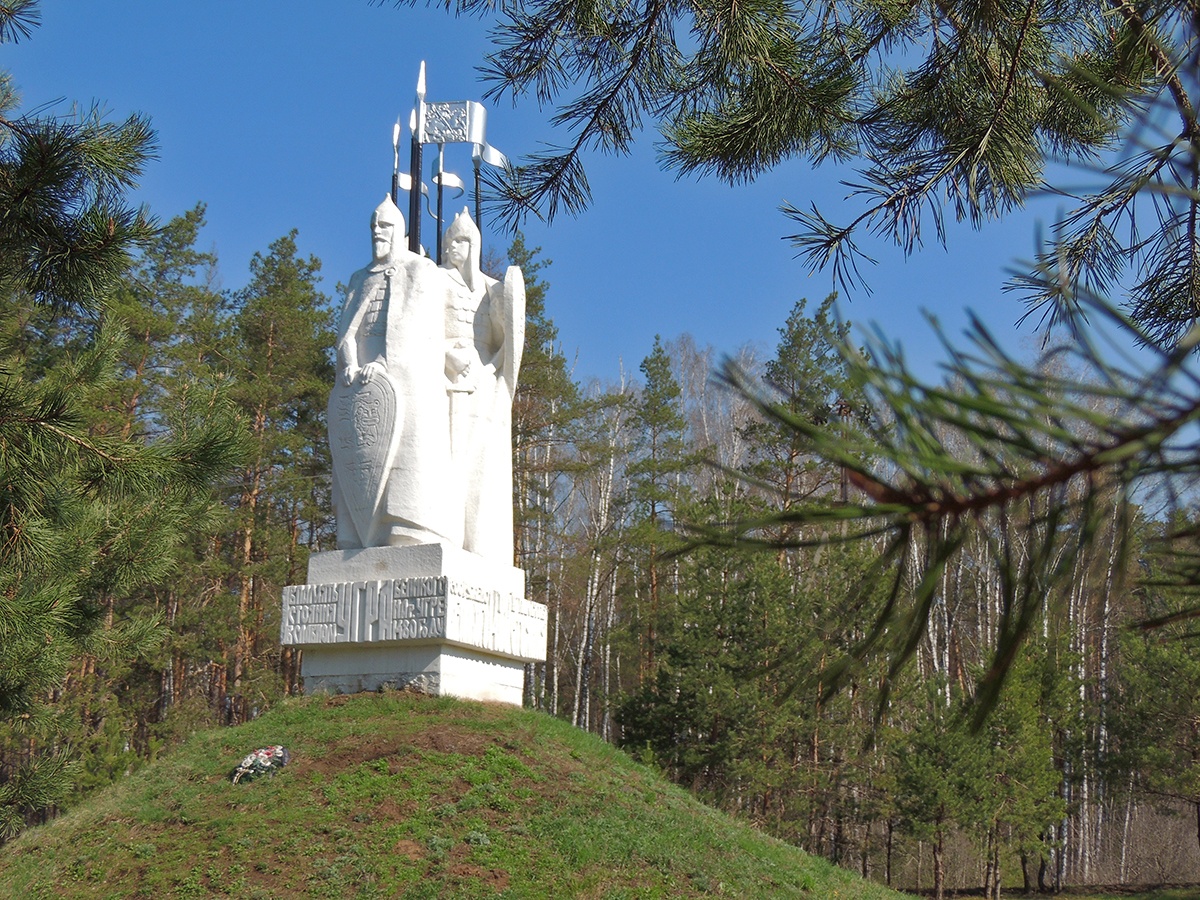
[446,345,473,381]
[341,365,359,387]
[360,361,386,385]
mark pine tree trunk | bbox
[647,530,658,677]
[281,646,302,695]
[233,397,269,712]
[158,590,179,719]
[933,827,945,900]
[885,818,894,887]
[984,829,995,898]
[210,661,228,724]
[991,838,1001,899]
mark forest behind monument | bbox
[4,0,1200,896]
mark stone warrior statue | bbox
[440,208,525,563]
[330,195,456,549]
[329,197,524,565]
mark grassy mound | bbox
[0,692,914,898]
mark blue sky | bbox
[8,1,1054,383]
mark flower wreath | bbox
[230,745,290,783]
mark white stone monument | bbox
[280,195,545,705]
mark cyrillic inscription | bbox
[282,574,546,661]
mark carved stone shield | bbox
[329,373,401,545]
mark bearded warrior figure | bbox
[330,196,459,549]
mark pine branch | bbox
[1109,0,1200,145]
[0,1,40,45]
[480,0,675,226]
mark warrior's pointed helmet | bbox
[444,207,480,253]
[372,194,404,230]
[443,207,483,289]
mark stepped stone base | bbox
[281,543,546,706]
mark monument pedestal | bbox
[281,543,546,706]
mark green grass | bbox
[0,692,915,899]
[1057,892,1200,900]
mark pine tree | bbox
[48,206,238,797]
[1110,515,1200,857]
[893,694,974,900]
[224,232,334,712]
[100,204,226,440]
[741,294,869,539]
[0,4,242,837]
[626,336,693,679]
